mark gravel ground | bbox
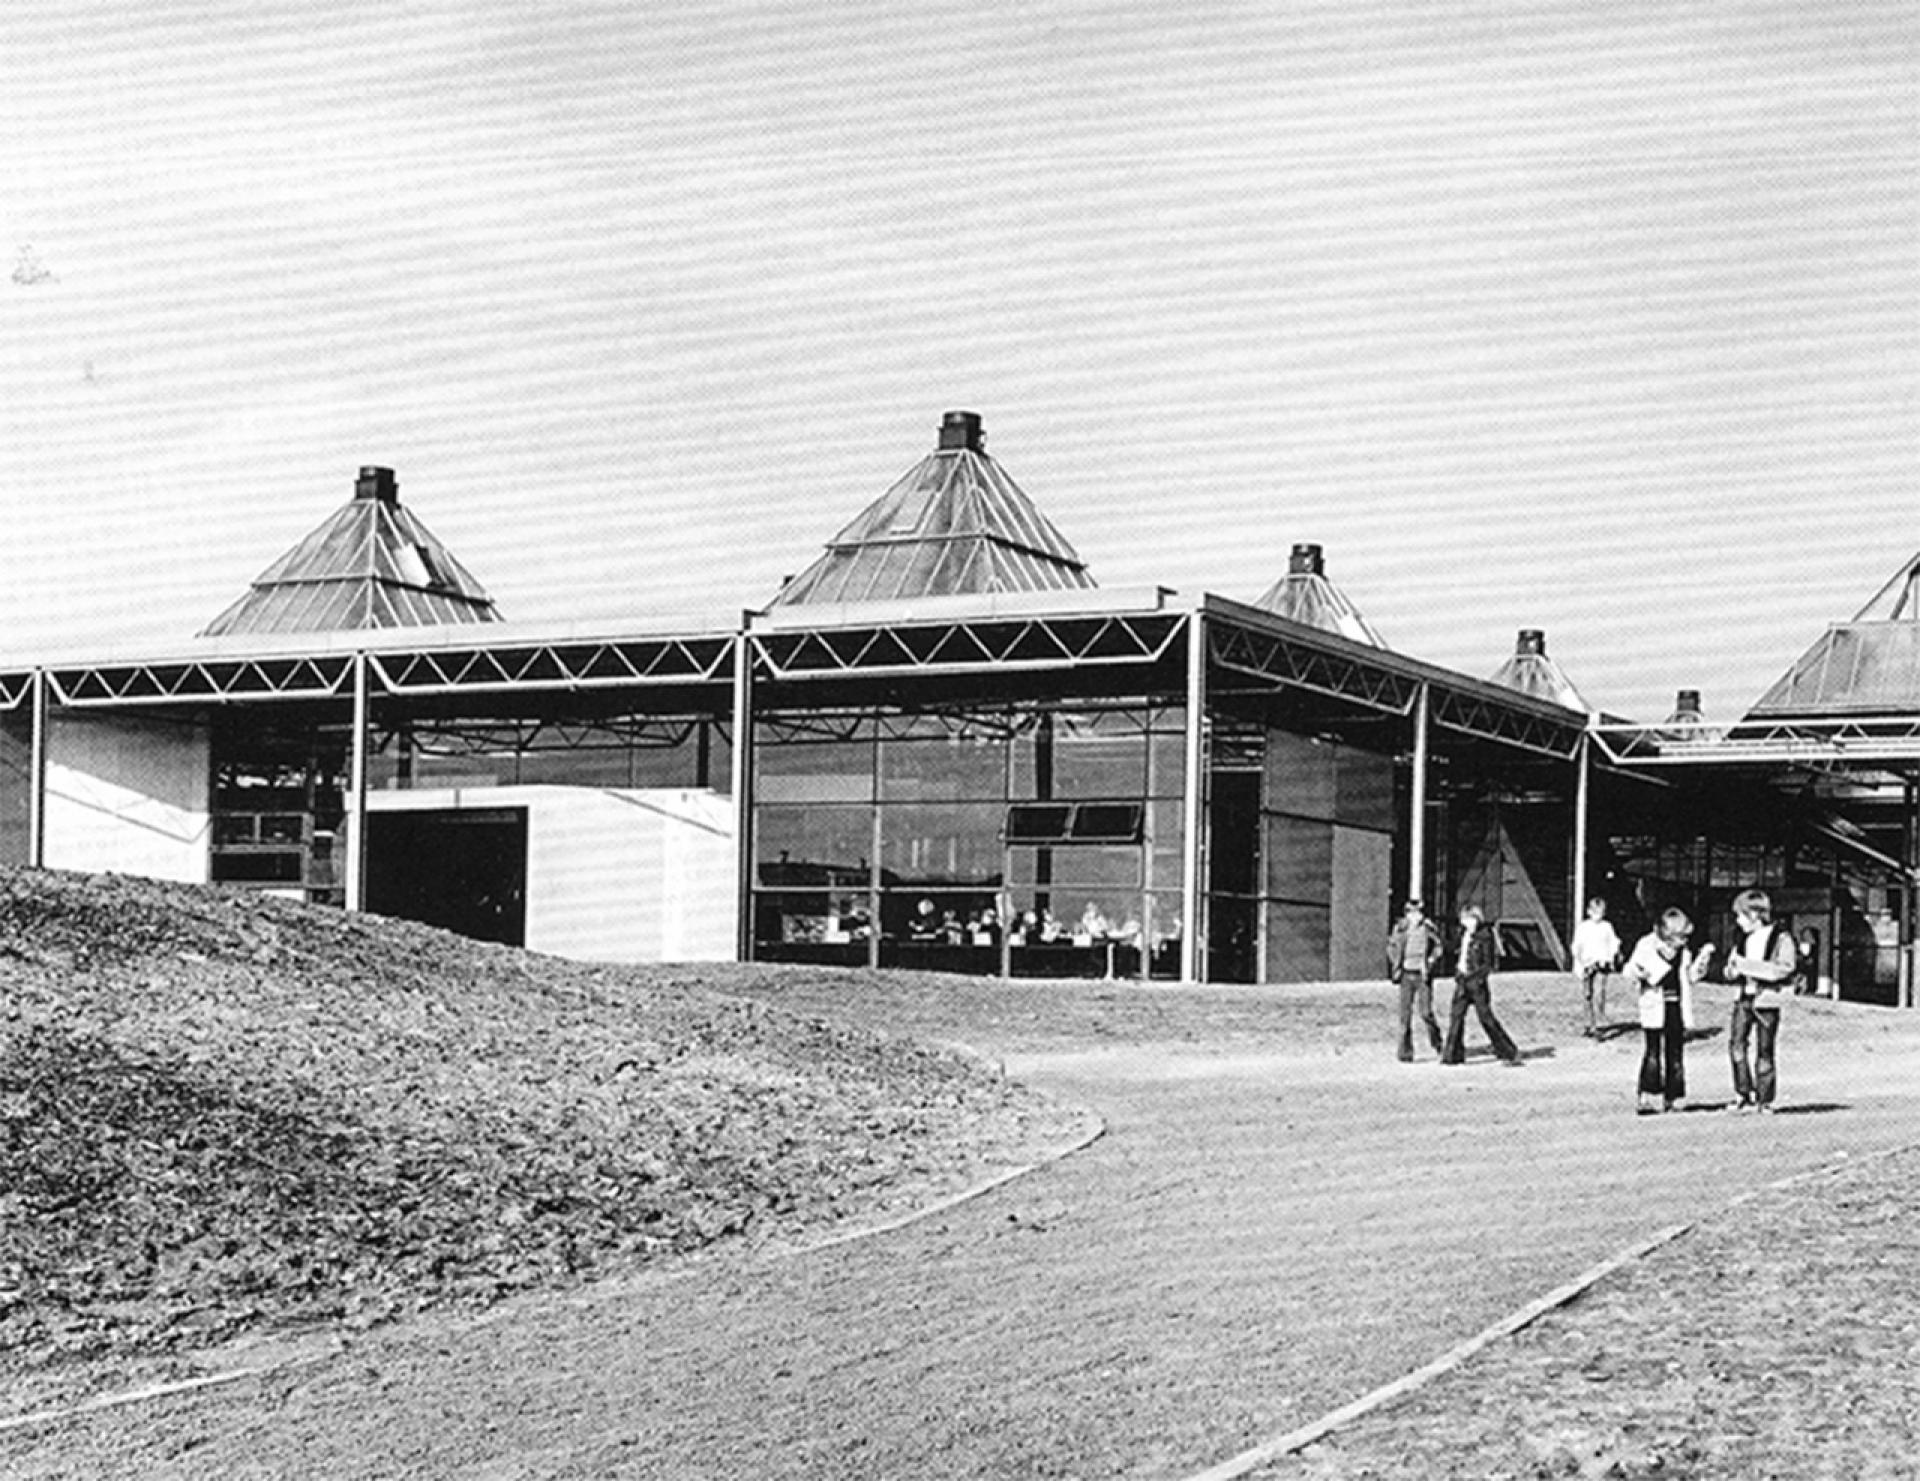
[3,944,1916,1479]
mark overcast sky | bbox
[3,1,1914,721]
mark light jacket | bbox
[1623,932,1703,1031]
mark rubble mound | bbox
[0,868,1058,1367]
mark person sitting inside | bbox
[906,898,942,941]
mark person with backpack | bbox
[1723,888,1799,1113]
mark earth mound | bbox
[0,868,1071,1368]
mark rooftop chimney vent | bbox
[1672,689,1704,719]
[1516,628,1547,656]
[354,466,398,504]
[937,410,984,453]
[1288,542,1325,576]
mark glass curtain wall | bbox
[0,709,30,867]
[364,716,730,793]
[751,703,1186,978]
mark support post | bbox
[1408,682,1431,906]
[27,668,48,868]
[731,626,754,963]
[1571,731,1591,938]
[344,650,370,912]
[1180,609,1207,984]
[1896,776,1912,1006]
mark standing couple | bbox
[1387,900,1523,1066]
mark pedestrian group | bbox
[1388,888,1805,1114]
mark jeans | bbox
[1396,971,1444,1059]
[1729,998,1781,1107]
[1639,999,1686,1104]
[1442,977,1520,1064]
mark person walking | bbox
[1571,897,1623,1036]
[1386,899,1446,1062]
[1441,905,1523,1066]
[1621,907,1713,1114]
[1724,888,1798,1113]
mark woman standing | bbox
[1622,907,1714,1114]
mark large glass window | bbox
[0,711,29,867]
[751,700,1186,978]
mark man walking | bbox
[1387,899,1445,1062]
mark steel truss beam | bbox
[1429,688,1584,760]
[372,637,732,694]
[1208,623,1420,714]
[752,613,1183,679]
[391,715,724,756]
[0,672,31,711]
[1207,622,1582,759]
[48,655,354,706]
[1593,714,1920,769]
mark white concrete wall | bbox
[367,784,736,962]
[44,712,211,882]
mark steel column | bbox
[1572,731,1591,937]
[344,651,370,912]
[731,628,754,962]
[1408,682,1431,905]
[1180,610,1207,983]
[27,669,48,868]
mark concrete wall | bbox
[43,712,211,881]
[366,784,736,962]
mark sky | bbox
[3,1,1914,722]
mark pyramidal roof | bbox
[200,467,502,638]
[1487,629,1591,713]
[1252,543,1386,647]
[769,411,1095,607]
[1750,551,1920,716]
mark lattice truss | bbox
[371,637,732,694]
[752,613,1184,677]
[389,715,724,758]
[0,671,33,710]
[32,636,734,707]
[1592,715,1920,770]
[1207,621,1584,760]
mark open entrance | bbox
[365,808,528,947]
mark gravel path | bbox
[4,972,1916,1479]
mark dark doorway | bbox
[1208,771,1261,982]
[365,808,528,947]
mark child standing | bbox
[1621,907,1714,1114]
[1570,897,1623,1037]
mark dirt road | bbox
[5,973,1916,1479]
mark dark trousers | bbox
[1639,999,1686,1104]
[1442,976,1520,1064]
[1396,971,1444,1059]
[1729,998,1781,1107]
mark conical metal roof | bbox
[1750,551,1920,715]
[1252,543,1386,647]
[200,467,502,637]
[1487,629,1591,713]
[769,412,1095,607]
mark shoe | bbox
[1503,1056,1526,1068]
[1665,1098,1685,1113]
[1636,1094,1659,1115]
[1757,1103,1777,1115]
[1397,1051,1414,1063]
